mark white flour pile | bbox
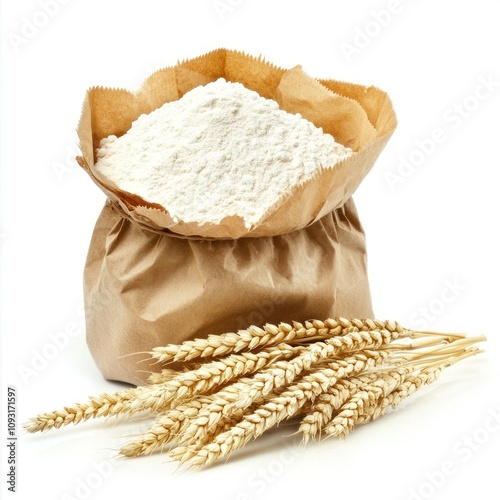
[95,78,352,228]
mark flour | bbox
[95,78,352,228]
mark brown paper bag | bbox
[77,49,397,384]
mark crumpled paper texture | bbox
[77,49,397,384]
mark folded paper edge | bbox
[76,48,397,239]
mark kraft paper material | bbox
[76,49,397,384]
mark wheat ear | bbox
[230,329,402,413]
[299,372,380,444]
[170,350,390,468]
[327,347,482,438]
[24,344,300,433]
[119,397,214,457]
[151,318,409,363]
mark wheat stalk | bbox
[119,397,214,457]
[170,350,390,468]
[147,368,182,384]
[321,368,409,439]
[229,329,403,414]
[162,343,301,402]
[24,316,485,471]
[122,392,274,458]
[299,372,380,444]
[24,344,303,433]
[178,347,393,450]
[151,318,409,363]
[23,385,149,433]
[147,364,203,384]
[326,347,482,438]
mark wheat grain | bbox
[322,368,409,439]
[163,344,301,401]
[151,318,408,363]
[327,347,483,438]
[23,385,150,433]
[180,348,391,450]
[299,372,380,444]
[171,350,390,468]
[147,368,181,385]
[147,364,203,384]
[230,330,401,413]
[25,344,301,433]
[24,320,485,472]
[119,397,214,457]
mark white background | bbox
[2,1,500,499]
